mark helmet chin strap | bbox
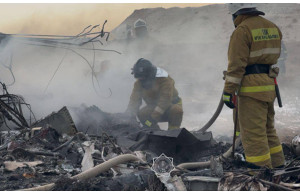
[232,14,237,22]
[232,14,238,27]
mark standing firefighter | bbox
[134,19,148,39]
[223,3,285,168]
[126,58,183,130]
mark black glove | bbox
[223,92,235,109]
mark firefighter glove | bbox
[144,117,157,128]
[223,92,235,109]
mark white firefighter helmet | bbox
[228,3,257,15]
[134,19,147,29]
[134,19,148,38]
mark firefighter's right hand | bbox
[144,117,157,128]
[223,92,235,109]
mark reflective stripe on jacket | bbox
[224,15,282,102]
[126,76,180,119]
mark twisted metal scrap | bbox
[0,20,119,98]
[4,20,111,46]
[0,82,36,129]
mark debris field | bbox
[0,103,300,191]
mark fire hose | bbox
[198,66,283,133]
[196,70,226,133]
[19,144,241,191]
[196,93,234,135]
[197,95,224,133]
[191,69,283,168]
[18,73,283,190]
[20,154,145,191]
[177,137,241,170]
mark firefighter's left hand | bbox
[144,117,157,128]
[223,92,235,109]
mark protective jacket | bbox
[127,68,180,121]
[224,15,282,102]
[225,15,285,168]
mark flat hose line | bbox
[177,137,241,170]
[20,138,242,191]
[19,94,228,190]
[20,154,145,191]
[176,92,242,171]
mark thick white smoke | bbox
[0,4,299,139]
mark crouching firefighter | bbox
[223,3,285,169]
[125,58,183,130]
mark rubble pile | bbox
[0,105,300,191]
[0,127,86,190]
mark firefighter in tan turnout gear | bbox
[126,58,183,130]
[223,3,285,168]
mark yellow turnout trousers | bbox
[238,96,285,168]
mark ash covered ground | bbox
[0,105,299,191]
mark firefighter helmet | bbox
[134,19,147,29]
[228,3,257,15]
[228,3,264,20]
[134,19,148,38]
[228,3,265,21]
[131,58,157,79]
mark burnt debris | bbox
[0,104,300,191]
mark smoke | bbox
[0,4,211,35]
[102,19,234,135]
[104,3,300,138]
[0,4,299,139]
[0,4,232,135]
[0,37,124,118]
